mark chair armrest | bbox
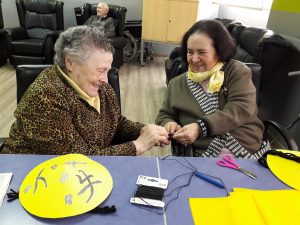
[0,29,7,35]
[6,27,27,40]
[263,120,298,151]
[45,30,63,39]
[109,36,126,49]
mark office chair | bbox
[0,64,121,152]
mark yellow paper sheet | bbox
[190,189,300,225]
[251,190,300,225]
[189,197,233,225]
[189,195,265,225]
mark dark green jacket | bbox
[84,16,116,38]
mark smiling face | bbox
[65,48,113,98]
[187,32,219,73]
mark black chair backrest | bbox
[16,65,121,107]
[230,25,245,41]
[16,65,50,103]
[16,0,64,38]
[0,0,3,29]
[215,18,235,28]
[233,27,274,63]
[0,0,8,66]
[244,63,261,105]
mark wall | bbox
[2,0,143,28]
[154,0,219,56]
[267,0,300,48]
[217,5,271,28]
[1,0,19,28]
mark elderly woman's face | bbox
[187,32,219,73]
[66,48,113,98]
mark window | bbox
[212,0,273,10]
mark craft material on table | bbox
[189,188,300,225]
[266,149,300,191]
[194,171,225,189]
[0,172,13,208]
[216,155,257,179]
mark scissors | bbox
[216,155,257,179]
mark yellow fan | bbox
[19,154,113,218]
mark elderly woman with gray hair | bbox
[4,26,169,155]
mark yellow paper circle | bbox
[19,154,113,218]
[267,149,300,191]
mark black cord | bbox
[132,155,228,214]
[161,156,229,196]
[258,149,300,168]
[6,189,19,202]
[161,155,197,172]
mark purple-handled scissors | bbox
[216,155,257,179]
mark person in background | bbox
[84,2,116,38]
[156,20,269,159]
[3,26,169,155]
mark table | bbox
[0,155,290,225]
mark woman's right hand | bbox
[133,124,170,155]
[164,121,182,135]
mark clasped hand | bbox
[134,124,170,155]
[164,122,200,145]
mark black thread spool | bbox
[135,185,165,202]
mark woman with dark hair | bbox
[156,20,268,158]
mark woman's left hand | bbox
[172,123,200,144]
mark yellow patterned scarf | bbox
[187,62,224,93]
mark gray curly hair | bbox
[54,25,115,69]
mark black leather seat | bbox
[0,0,8,66]
[15,65,121,107]
[230,27,297,92]
[74,3,127,68]
[6,0,64,68]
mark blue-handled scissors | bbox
[216,155,257,179]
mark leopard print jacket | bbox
[3,66,143,155]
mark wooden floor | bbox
[0,57,171,156]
